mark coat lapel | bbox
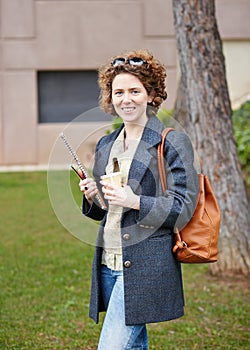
[127,116,164,192]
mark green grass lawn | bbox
[0,172,249,350]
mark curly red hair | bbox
[98,49,168,115]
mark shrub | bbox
[232,100,250,186]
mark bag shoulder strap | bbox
[157,128,175,192]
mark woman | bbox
[79,49,198,350]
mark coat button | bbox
[123,233,130,241]
[124,260,131,268]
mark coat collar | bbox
[140,115,164,147]
[127,116,164,192]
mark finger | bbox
[80,184,87,192]
[84,177,94,186]
[86,188,98,200]
[80,179,91,191]
[100,180,111,189]
[103,187,113,197]
[80,177,95,187]
[79,181,88,190]
[102,187,115,197]
[101,182,118,192]
[84,184,98,195]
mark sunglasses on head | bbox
[112,57,147,67]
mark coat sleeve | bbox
[82,197,106,221]
[137,131,199,231]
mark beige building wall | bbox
[223,41,250,108]
[216,0,250,107]
[0,0,249,167]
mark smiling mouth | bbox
[122,107,136,112]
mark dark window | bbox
[37,71,112,123]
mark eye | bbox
[114,90,123,96]
[132,89,140,95]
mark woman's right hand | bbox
[79,177,98,205]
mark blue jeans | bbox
[97,265,148,350]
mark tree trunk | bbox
[172,0,250,275]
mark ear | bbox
[147,90,155,103]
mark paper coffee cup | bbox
[101,172,122,186]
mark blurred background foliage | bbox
[232,100,250,186]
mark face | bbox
[111,73,152,126]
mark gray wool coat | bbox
[82,116,198,326]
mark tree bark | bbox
[172,0,250,275]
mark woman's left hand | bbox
[101,181,140,210]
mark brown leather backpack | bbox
[158,128,220,263]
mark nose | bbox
[123,92,132,103]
